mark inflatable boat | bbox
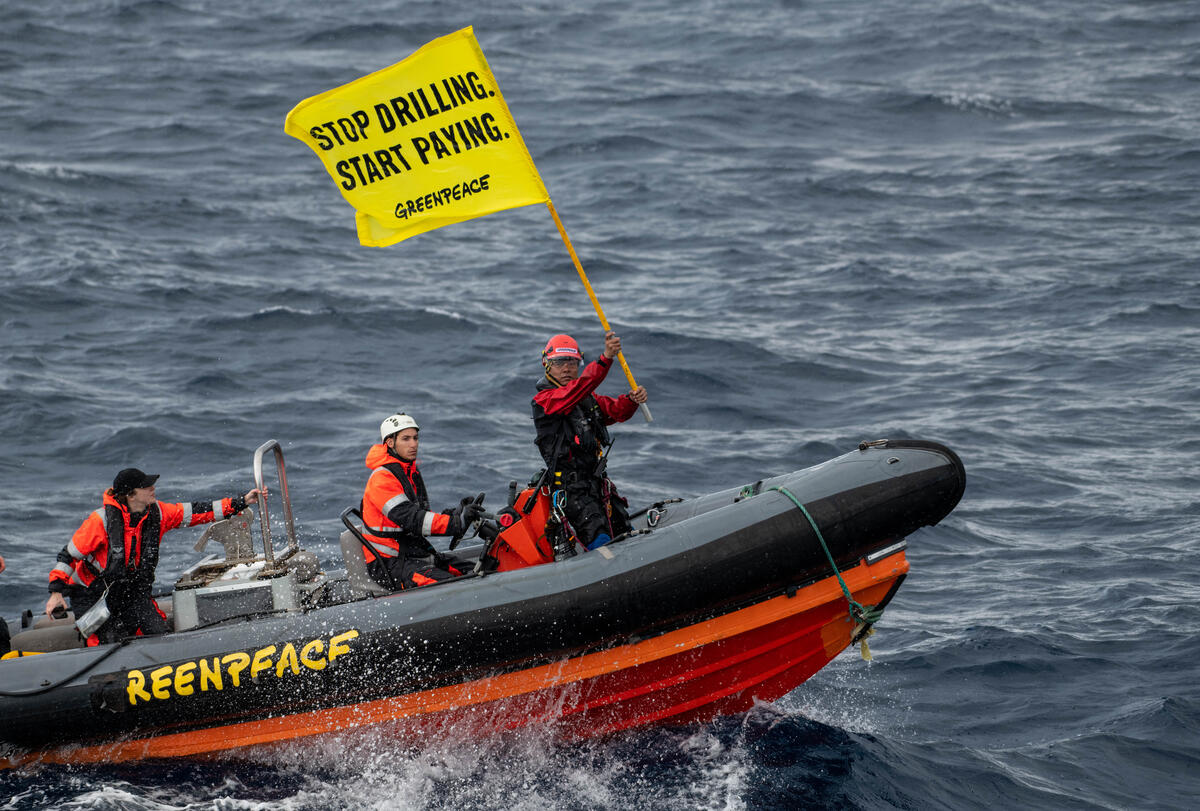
[0,437,964,767]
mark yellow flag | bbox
[284,27,549,247]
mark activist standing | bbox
[45,469,261,646]
[533,331,649,550]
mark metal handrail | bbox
[253,439,298,567]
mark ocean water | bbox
[1,0,1198,808]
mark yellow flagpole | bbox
[546,200,653,423]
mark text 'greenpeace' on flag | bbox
[284,26,548,247]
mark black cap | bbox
[112,468,159,496]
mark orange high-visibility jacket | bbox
[49,488,245,594]
[360,444,450,563]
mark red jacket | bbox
[360,444,451,563]
[49,488,243,594]
[532,355,638,421]
[532,356,638,470]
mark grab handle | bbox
[253,439,298,567]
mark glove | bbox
[461,492,486,526]
[446,508,468,541]
[446,493,486,546]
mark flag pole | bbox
[546,200,652,423]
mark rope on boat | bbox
[0,638,131,697]
[767,486,884,656]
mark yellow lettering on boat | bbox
[275,642,300,677]
[199,656,223,692]
[300,639,326,670]
[126,669,151,706]
[173,661,197,696]
[222,651,251,687]
[328,629,359,663]
[150,665,173,700]
[119,629,359,705]
[250,645,277,680]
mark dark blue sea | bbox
[2,0,1198,808]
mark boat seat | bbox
[7,596,178,654]
[8,614,84,653]
[339,527,391,598]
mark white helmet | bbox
[380,412,419,441]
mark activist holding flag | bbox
[286,27,653,551]
[533,330,649,550]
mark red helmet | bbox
[542,334,583,364]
